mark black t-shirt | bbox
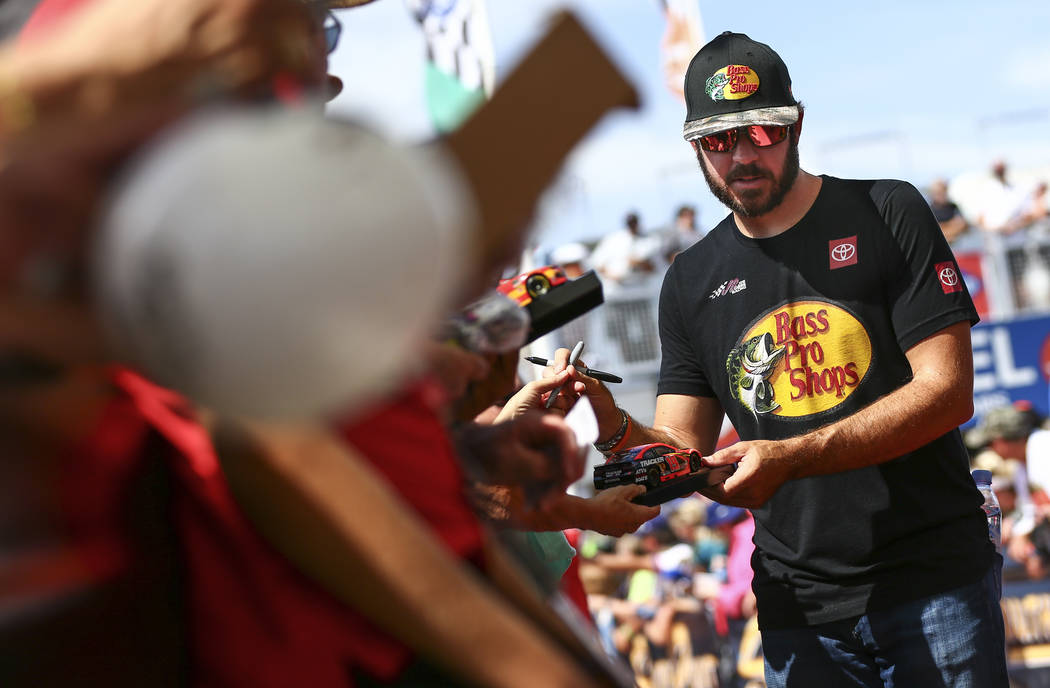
[658,176,993,629]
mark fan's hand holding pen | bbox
[548,346,623,440]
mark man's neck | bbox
[734,170,822,239]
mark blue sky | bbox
[328,0,1050,251]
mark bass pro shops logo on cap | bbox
[705,65,760,101]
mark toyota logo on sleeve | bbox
[829,236,858,269]
[935,261,963,293]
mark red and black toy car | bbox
[593,443,704,490]
[497,265,568,307]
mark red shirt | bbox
[64,369,485,686]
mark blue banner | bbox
[970,312,1050,426]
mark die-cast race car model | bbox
[593,443,704,490]
[497,265,569,306]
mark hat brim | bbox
[683,105,800,142]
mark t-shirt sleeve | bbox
[870,180,979,352]
[657,264,715,397]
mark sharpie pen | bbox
[544,341,584,409]
[525,356,623,384]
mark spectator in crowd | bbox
[968,403,1047,516]
[661,203,703,264]
[590,211,663,288]
[550,241,591,279]
[1,2,637,686]
[927,177,969,244]
[694,503,755,688]
[977,159,1035,235]
[1021,180,1049,231]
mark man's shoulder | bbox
[821,175,915,204]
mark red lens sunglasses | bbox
[697,124,792,153]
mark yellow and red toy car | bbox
[497,265,569,307]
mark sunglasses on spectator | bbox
[697,124,792,153]
[324,12,342,54]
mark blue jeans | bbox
[761,562,1007,687]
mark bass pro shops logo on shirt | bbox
[726,300,872,419]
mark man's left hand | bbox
[700,438,801,509]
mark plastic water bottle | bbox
[972,469,1002,553]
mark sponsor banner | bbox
[955,251,989,319]
[970,312,1050,426]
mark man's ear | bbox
[793,108,804,141]
[689,139,699,153]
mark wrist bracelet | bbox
[594,407,629,454]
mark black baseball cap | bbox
[683,32,799,142]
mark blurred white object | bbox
[97,105,476,418]
[564,395,599,447]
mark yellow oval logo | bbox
[727,301,871,418]
[706,65,760,102]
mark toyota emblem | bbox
[831,244,855,262]
[939,267,958,286]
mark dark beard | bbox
[698,136,800,218]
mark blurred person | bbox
[976,159,1034,235]
[550,241,591,279]
[1,3,634,687]
[549,31,1007,687]
[0,0,327,288]
[660,203,702,263]
[927,177,969,244]
[1021,181,1049,229]
[589,211,663,288]
[968,403,1047,527]
[695,503,754,688]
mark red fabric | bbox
[56,363,487,686]
[75,370,486,686]
[560,529,594,627]
[333,379,486,567]
[112,368,420,686]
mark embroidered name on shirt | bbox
[709,277,747,300]
[935,261,963,293]
[829,236,858,270]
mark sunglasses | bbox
[697,124,791,153]
[324,12,342,54]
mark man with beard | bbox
[552,32,1007,687]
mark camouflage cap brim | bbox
[683,104,800,142]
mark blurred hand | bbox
[423,342,490,401]
[584,484,660,537]
[457,410,584,507]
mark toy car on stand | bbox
[594,443,704,490]
[497,265,569,306]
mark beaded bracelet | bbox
[594,407,630,454]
